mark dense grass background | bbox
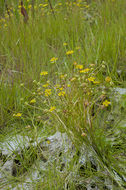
[0,0,126,126]
[0,0,126,189]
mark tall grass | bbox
[0,0,126,189]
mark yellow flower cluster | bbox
[40,71,48,76]
[87,77,100,84]
[80,68,90,73]
[88,77,95,82]
[13,113,22,117]
[66,50,74,55]
[50,57,58,63]
[45,89,52,97]
[75,64,83,69]
[58,91,65,96]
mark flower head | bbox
[75,64,83,69]
[45,89,52,97]
[93,81,100,84]
[105,76,111,82]
[87,77,95,82]
[66,50,74,55]
[40,71,48,76]
[50,57,58,63]
[49,106,56,112]
[42,83,49,88]
[46,140,51,144]
[102,100,111,107]
[13,113,22,117]
[58,91,65,96]
[80,68,90,73]
[30,98,36,104]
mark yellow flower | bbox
[42,83,49,88]
[46,140,51,144]
[80,68,90,73]
[93,81,100,84]
[58,91,65,96]
[75,64,83,69]
[103,100,111,107]
[40,71,48,76]
[59,87,63,91]
[63,42,67,46]
[45,89,52,97]
[30,98,36,104]
[49,106,56,112]
[13,113,22,117]
[88,77,95,82]
[105,76,111,82]
[50,57,58,63]
[66,50,74,55]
